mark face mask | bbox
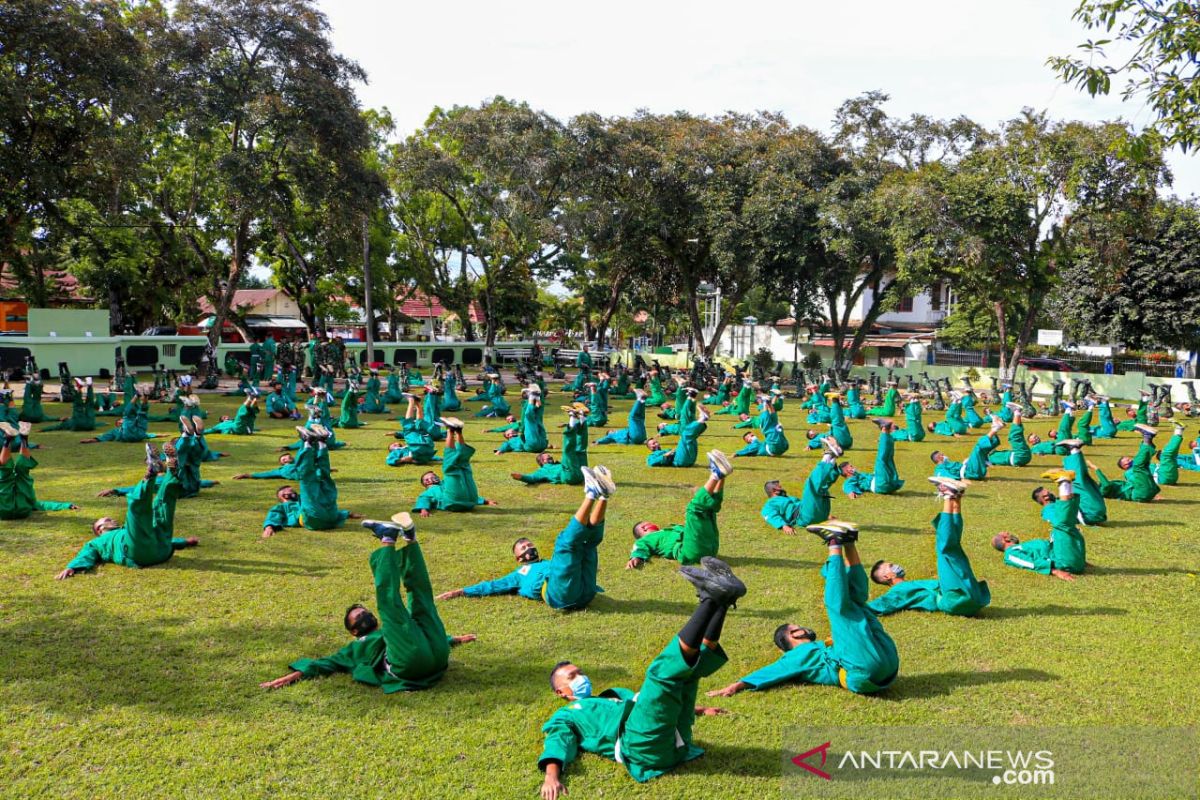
[518,547,540,563]
[891,564,906,579]
[283,491,298,502]
[426,477,441,486]
[351,611,378,637]
[568,673,592,700]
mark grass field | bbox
[2,383,1198,799]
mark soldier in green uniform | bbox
[208,393,260,435]
[868,476,990,616]
[626,452,731,568]
[0,422,76,519]
[513,406,588,485]
[437,466,617,610]
[42,378,96,432]
[706,521,898,697]
[992,469,1086,580]
[840,421,904,497]
[536,556,744,794]
[260,514,476,693]
[1094,424,1162,503]
[261,426,360,536]
[56,444,197,578]
[987,403,1032,466]
[760,437,843,533]
[596,389,647,445]
[413,419,497,515]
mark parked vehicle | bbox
[1018,356,1074,372]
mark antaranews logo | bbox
[791,741,832,780]
[790,741,1054,785]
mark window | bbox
[897,296,914,313]
[930,283,942,311]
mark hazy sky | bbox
[320,0,1198,198]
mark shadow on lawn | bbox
[879,668,1059,700]
[681,742,789,779]
[170,557,333,577]
[980,604,1128,619]
[723,556,822,569]
[1087,564,1196,576]
[587,596,784,620]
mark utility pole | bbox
[362,214,375,365]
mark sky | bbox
[319,0,1199,199]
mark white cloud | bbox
[320,0,1198,197]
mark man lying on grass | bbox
[536,556,743,797]
[868,477,990,617]
[707,520,898,698]
[992,469,1086,581]
[260,512,476,693]
[436,466,615,610]
[626,451,730,569]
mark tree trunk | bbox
[208,217,250,347]
[993,300,1010,378]
[1009,288,1040,374]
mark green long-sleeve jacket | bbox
[538,688,636,773]
[290,630,452,693]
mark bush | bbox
[753,347,776,375]
[801,351,822,370]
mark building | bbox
[0,265,92,333]
[194,289,308,342]
[391,290,484,340]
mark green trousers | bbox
[374,543,450,685]
[824,555,899,693]
[543,518,604,610]
[933,512,990,616]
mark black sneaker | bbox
[361,519,403,541]
[806,522,845,545]
[678,563,747,607]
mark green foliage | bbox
[1051,0,1200,152]
[753,347,776,375]
[801,350,823,370]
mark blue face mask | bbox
[568,674,593,700]
[891,564,906,579]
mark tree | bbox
[889,112,1167,376]
[171,0,372,346]
[0,0,152,306]
[1053,198,1200,351]
[390,98,574,351]
[1051,0,1200,152]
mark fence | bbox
[930,346,1185,378]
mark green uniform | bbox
[597,398,646,445]
[930,400,967,437]
[842,431,904,495]
[18,381,52,423]
[472,382,510,418]
[1115,399,1148,432]
[42,385,96,431]
[740,554,898,694]
[541,516,606,610]
[463,559,552,600]
[289,443,350,530]
[889,399,925,442]
[961,393,986,428]
[519,420,588,485]
[987,422,1032,466]
[648,420,706,468]
[1096,442,1160,502]
[868,511,990,616]
[1153,433,1184,486]
[1075,407,1094,446]
[0,452,74,519]
[584,383,609,428]
[334,387,364,429]
[867,387,899,417]
[499,398,548,454]
[538,639,727,783]
[361,375,388,414]
[846,386,866,419]
[1090,401,1117,438]
[209,403,258,435]
[761,461,839,530]
[630,488,721,566]
[996,390,1014,423]
[65,472,188,571]
[934,433,998,481]
[565,351,593,394]
[95,402,155,443]
[1003,494,1085,574]
[645,376,667,407]
[290,543,451,692]
[715,383,752,416]
[1064,451,1107,524]
[442,373,462,411]
[387,421,439,466]
[413,442,487,511]
[246,463,301,480]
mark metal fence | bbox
[930,346,1184,377]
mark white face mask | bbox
[568,673,593,700]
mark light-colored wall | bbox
[27,308,111,337]
[248,294,302,318]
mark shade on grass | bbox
[2,389,1197,798]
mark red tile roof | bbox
[197,289,287,316]
[0,264,91,302]
[398,290,483,322]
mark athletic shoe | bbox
[0,421,16,438]
[389,511,417,541]
[1006,402,1023,412]
[1134,423,1157,437]
[1039,469,1076,482]
[1058,438,1083,449]
[707,449,733,478]
[697,406,711,423]
[439,417,465,431]
[571,402,590,415]
[308,424,331,441]
[871,418,892,429]
[823,436,843,457]
[178,415,195,435]
[678,561,747,607]
[295,426,314,444]
[17,421,31,437]
[591,465,617,497]
[806,522,846,545]
[362,519,404,541]
[145,443,161,474]
[191,415,205,434]
[927,476,967,497]
[1061,401,1075,412]
[581,466,603,499]
[824,392,842,400]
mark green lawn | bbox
[2,386,1198,799]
